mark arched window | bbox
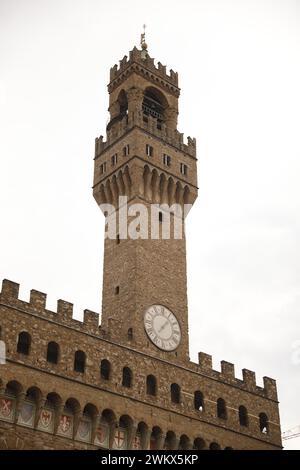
[142,87,168,129]
[171,383,181,404]
[146,375,157,396]
[179,434,191,450]
[122,367,132,388]
[118,89,128,117]
[5,380,22,397]
[239,405,248,427]
[209,442,221,450]
[74,350,86,373]
[106,90,128,131]
[100,359,111,380]
[17,331,31,355]
[194,391,204,411]
[259,412,269,434]
[150,426,162,450]
[193,437,205,450]
[164,431,176,450]
[46,341,59,364]
[217,398,227,420]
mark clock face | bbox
[144,305,181,351]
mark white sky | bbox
[0,0,299,449]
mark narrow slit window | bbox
[100,162,107,174]
[171,383,181,404]
[146,144,153,157]
[180,163,187,176]
[163,154,171,166]
[123,145,130,156]
[111,154,118,166]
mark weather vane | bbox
[140,24,148,50]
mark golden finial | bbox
[140,24,148,50]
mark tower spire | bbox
[140,24,147,49]
[140,24,148,59]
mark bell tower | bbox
[93,38,198,363]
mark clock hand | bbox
[158,320,169,333]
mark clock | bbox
[144,304,181,351]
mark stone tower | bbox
[0,41,282,451]
[93,43,197,363]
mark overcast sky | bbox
[1,0,299,449]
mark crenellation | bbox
[0,279,279,402]
[109,47,179,88]
[146,56,155,68]
[242,369,257,391]
[263,377,278,401]
[83,309,99,332]
[29,289,47,311]
[1,279,20,300]
[169,70,178,82]
[57,299,73,321]
[129,46,140,62]
[157,62,166,75]
[109,64,118,81]
[198,352,212,370]
[119,55,128,70]
[95,113,196,159]
[95,136,104,156]
[221,360,235,380]
[195,351,279,399]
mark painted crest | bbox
[57,414,73,436]
[0,398,13,420]
[40,409,52,428]
[113,428,127,449]
[77,419,91,440]
[94,423,109,447]
[132,434,141,449]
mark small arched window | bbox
[209,442,221,450]
[122,367,132,388]
[17,331,31,355]
[127,328,133,340]
[171,383,181,404]
[74,350,86,373]
[100,359,111,380]
[146,375,157,396]
[239,405,248,427]
[193,438,205,450]
[46,341,59,364]
[118,89,128,117]
[194,391,204,411]
[259,412,269,434]
[217,398,227,420]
